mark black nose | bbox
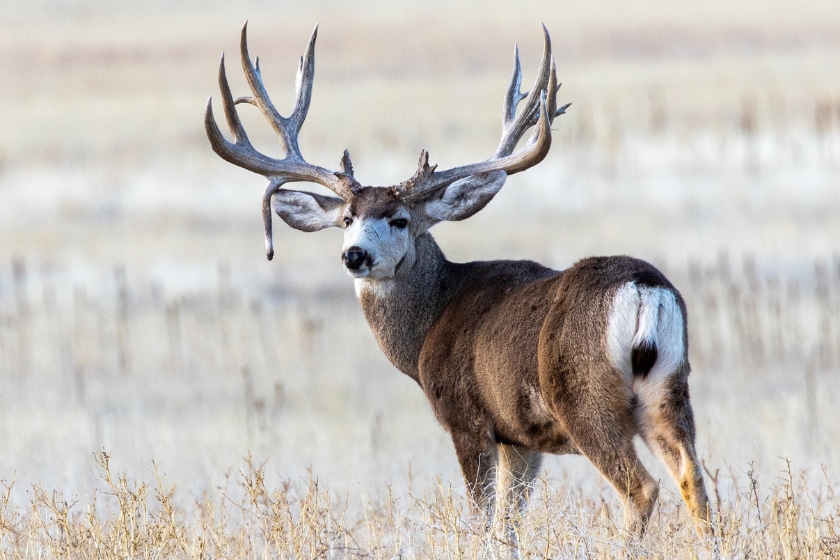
[343,247,368,270]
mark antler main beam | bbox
[394,25,569,203]
[204,22,358,259]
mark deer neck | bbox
[354,232,456,384]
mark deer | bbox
[204,22,711,544]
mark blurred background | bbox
[0,0,838,503]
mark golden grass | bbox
[1,452,838,558]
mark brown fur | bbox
[356,229,710,537]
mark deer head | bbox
[204,23,568,280]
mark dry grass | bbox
[1,0,840,557]
[1,251,839,557]
[0,453,838,558]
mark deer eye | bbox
[390,218,408,229]
[343,217,353,227]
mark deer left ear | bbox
[423,171,507,223]
[272,190,346,232]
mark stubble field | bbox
[1,0,839,557]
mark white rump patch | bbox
[606,283,685,383]
[606,283,640,377]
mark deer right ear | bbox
[272,190,346,232]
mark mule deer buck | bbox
[205,23,711,541]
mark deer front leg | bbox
[494,444,543,552]
[451,431,499,521]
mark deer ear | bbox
[272,190,346,232]
[423,171,507,223]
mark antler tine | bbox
[291,25,318,134]
[261,178,286,260]
[502,44,525,129]
[523,59,571,128]
[205,55,345,186]
[216,53,249,145]
[397,25,566,203]
[204,56,269,173]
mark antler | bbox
[204,22,358,259]
[394,25,569,203]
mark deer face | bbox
[269,186,419,281]
[340,188,415,280]
[270,172,508,282]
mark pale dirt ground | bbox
[0,0,839,512]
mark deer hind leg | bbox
[636,367,711,535]
[493,445,543,548]
[557,390,659,537]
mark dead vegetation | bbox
[0,452,837,558]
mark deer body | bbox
[356,222,702,530]
[205,23,711,541]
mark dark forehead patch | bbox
[348,187,405,219]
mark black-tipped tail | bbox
[631,341,658,377]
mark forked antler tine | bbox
[397,26,563,202]
[204,94,253,171]
[520,61,571,129]
[496,24,554,157]
[397,93,553,202]
[205,53,274,171]
[498,92,552,174]
[206,24,362,259]
[204,91,283,177]
[239,22,296,157]
[238,22,319,161]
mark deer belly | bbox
[489,383,577,454]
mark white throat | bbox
[354,276,396,299]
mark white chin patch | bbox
[345,266,370,279]
[354,276,394,298]
[347,263,398,285]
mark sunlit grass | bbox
[1,452,837,558]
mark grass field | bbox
[1,0,839,557]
